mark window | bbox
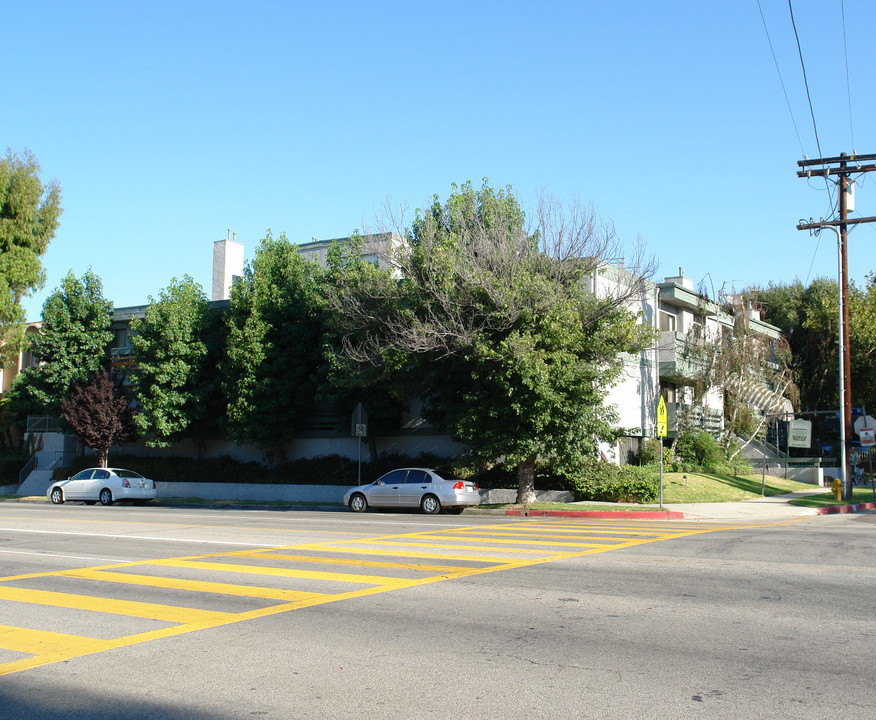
[378,470,407,485]
[405,470,430,484]
[659,311,677,332]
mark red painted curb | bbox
[816,501,876,515]
[504,509,685,520]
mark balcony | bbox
[666,402,723,437]
[658,331,712,382]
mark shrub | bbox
[566,461,659,503]
[0,448,28,485]
[674,430,723,470]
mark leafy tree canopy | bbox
[224,231,327,456]
[62,370,133,468]
[10,269,113,415]
[327,180,656,502]
[0,149,62,363]
[129,276,226,447]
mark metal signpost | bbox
[351,403,367,485]
[856,407,875,500]
[656,396,668,508]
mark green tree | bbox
[129,276,226,449]
[754,277,840,411]
[849,272,876,414]
[10,270,113,415]
[328,181,656,503]
[320,236,409,456]
[224,232,326,458]
[0,149,63,364]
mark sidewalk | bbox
[489,489,831,522]
[662,489,825,521]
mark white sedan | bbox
[344,468,481,514]
[48,468,157,506]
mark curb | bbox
[815,501,876,515]
[504,509,685,520]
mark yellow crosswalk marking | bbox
[0,517,776,678]
[60,568,324,602]
[0,625,113,656]
[247,552,468,574]
[393,533,612,548]
[0,586,237,625]
[147,559,418,587]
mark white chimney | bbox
[212,230,244,301]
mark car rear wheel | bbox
[50,487,63,505]
[349,493,367,512]
[99,488,113,506]
[421,494,441,514]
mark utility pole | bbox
[797,153,876,500]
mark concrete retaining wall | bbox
[155,482,573,505]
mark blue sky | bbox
[4,1,875,319]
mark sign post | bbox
[857,407,875,500]
[656,396,668,508]
[351,403,367,485]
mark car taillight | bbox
[122,479,131,488]
[452,481,463,490]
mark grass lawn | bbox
[482,501,666,512]
[483,472,823,510]
[788,485,876,508]
[658,472,818,503]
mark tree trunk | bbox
[515,457,537,504]
[98,449,108,468]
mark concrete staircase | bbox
[17,468,56,497]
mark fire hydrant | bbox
[831,477,843,501]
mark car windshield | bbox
[113,469,145,479]
[431,470,460,482]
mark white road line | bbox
[0,528,281,546]
[0,549,131,563]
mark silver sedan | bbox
[344,468,480,514]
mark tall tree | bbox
[668,294,795,458]
[328,181,656,502]
[129,276,226,449]
[847,273,876,415]
[754,278,841,411]
[0,149,63,364]
[10,270,113,415]
[61,371,133,467]
[224,232,326,458]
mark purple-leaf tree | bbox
[61,371,133,467]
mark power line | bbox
[787,0,835,220]
[841,0,855,151]
[755,0,805,156]
[787,0,823,159]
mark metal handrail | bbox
[19,454,38,485]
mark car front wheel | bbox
[421,494,441,514]
[50,487,63,505]
[349,493,367,512]
[99,488,113,506]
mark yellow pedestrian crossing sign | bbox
[657,396,668,437]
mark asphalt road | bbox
[1,503,874,719]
